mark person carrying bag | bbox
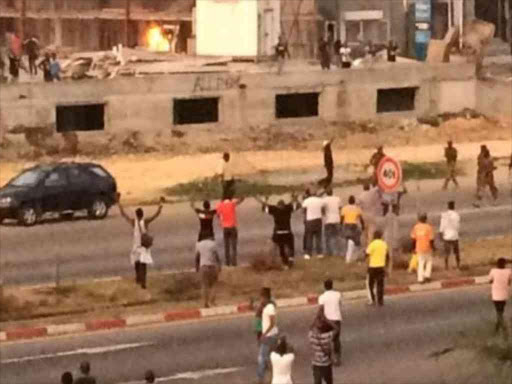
[118,194,164,289]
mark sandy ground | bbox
[1,139,510,205]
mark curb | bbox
[0,275,490,343]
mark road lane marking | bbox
[0,342,154,364]
[118,367,244,383]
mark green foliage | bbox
[401,161,464,180]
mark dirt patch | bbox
[0,110,510,162]
[1,139,509,206]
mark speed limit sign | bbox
[376,156,402,192]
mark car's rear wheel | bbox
[18,204,39,226]
[88,196,108,220]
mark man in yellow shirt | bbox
[366,230,389,306]
[340,195,365,263]
[411,213,436,284]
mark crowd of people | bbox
[2,32,61,83]
[108,141,510,383]
[111,137,512,310]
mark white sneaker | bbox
[317,254,324,259]
[304,254,311,260]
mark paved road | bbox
[0,286,503,384]
[1,184,511,285]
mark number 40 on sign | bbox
[377,156,402,192]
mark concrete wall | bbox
[476,80,512,122]
[0,62,479,136]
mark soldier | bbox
[475,148,498,207]
[369,146,385,187]
[318,139,334,188]
[475,145,488,201]
[442,141,459,190]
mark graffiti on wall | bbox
[192,74,242,93]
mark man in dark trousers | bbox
[255,194,301,268]
[369,146,385,186]
[387,40,398,62]
[23,35,39,76]
[7,31,22,81]
[475,146,498,206]
[442,140,459,189]
[216,192,245,266]
[216,152,235,198]
[318,139,334,188]
[366,230,389,306]
[190,199,216,241]
[319,39,331,70]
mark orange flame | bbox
[147,26,170,52]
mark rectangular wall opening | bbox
[56,104,105,133]
[173,98,219,125]
[377,87,417,113]
[275,93,319,119]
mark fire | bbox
[147,26,170,52]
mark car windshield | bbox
[8,169,46,187]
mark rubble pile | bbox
[59,47,233,80]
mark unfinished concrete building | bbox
[0,0,194,52]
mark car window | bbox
[89,166,109,178]
[67,167,90,184]
[44,171,68,187]
[9,169,46,187]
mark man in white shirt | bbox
[439,201,461,270]
[216,152,235,198]
[318,279,343,366]
[302,191,326,259]
[322,188,341,257]
[257,287,279,384]
[339,42,352,68]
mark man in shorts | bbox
[195,236,222,308]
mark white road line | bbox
[0,342,154,364]
[118,367,245,383]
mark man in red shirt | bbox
[216,193,245,266]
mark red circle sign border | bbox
[376,156,402,192]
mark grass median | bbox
[1,235,508,326]
[164,161,459,201]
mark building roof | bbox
[0,0,194,21]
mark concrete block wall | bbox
[0,62,479,137]
[476,80,512,122]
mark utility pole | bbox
[124,0,131,47]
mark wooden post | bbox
[124,0,131,47]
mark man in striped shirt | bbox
[308,313,335,384]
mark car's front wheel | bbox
[18,204,39,226]
[88,196,109,220]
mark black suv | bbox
[0,162,117,226]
